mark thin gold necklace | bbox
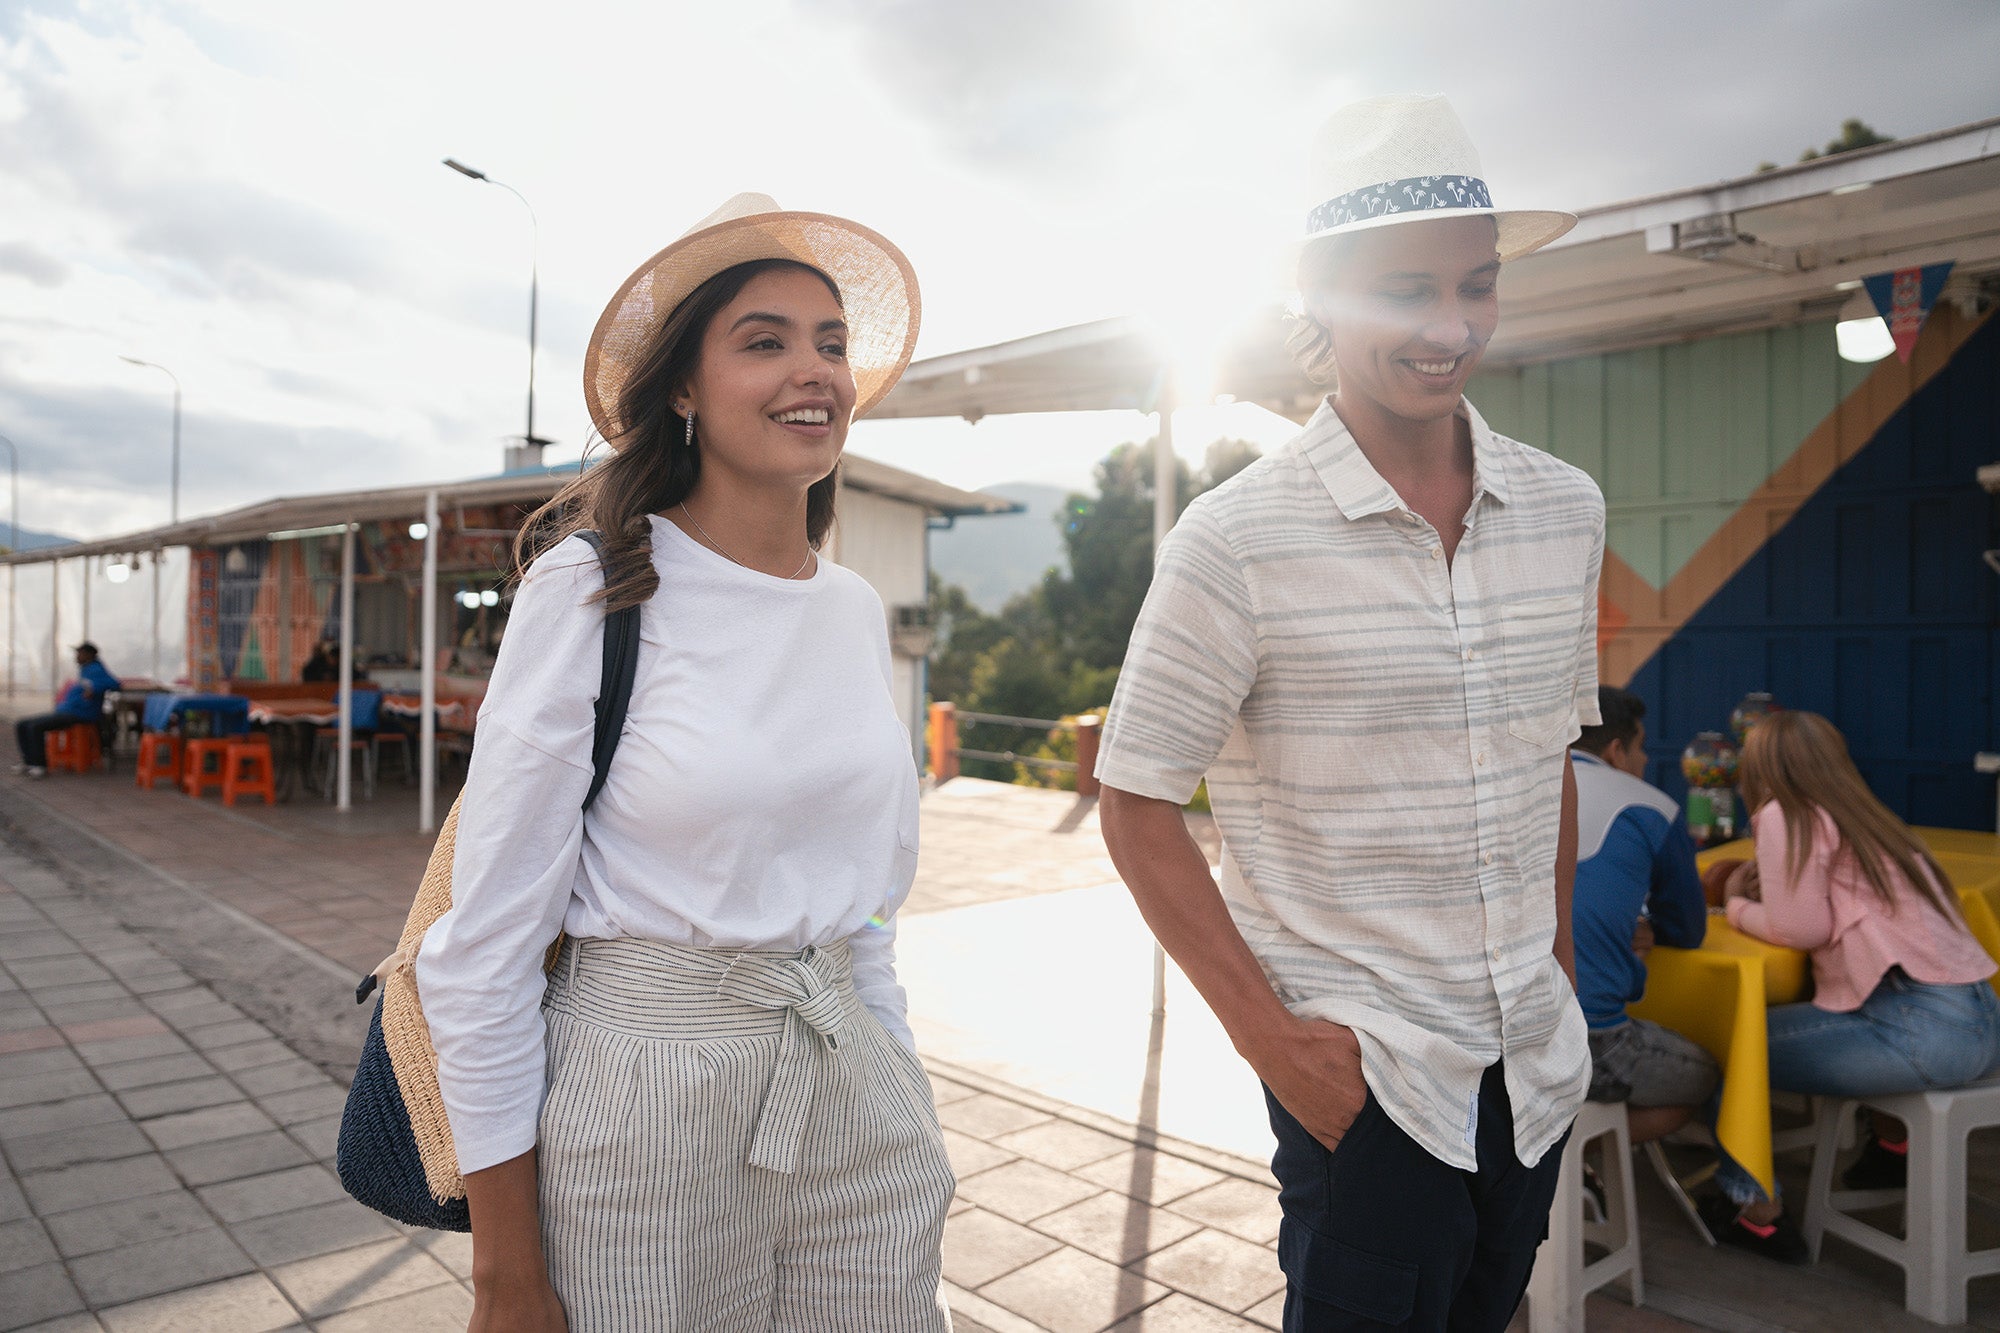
[678,503,813,579]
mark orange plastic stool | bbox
[135,732,183,790]
[221,741,277,807]
[46,724,100,773]
[182,738,233,798]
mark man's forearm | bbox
[1553,755,1578,986]
[1099,786,1294,1059]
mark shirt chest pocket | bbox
[1498,593,1582,750]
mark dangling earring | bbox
[683,408,696,450]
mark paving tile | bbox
[1133,1230,1284,1313]
[0,1094,127,1142]
[938,1094,1055,1139]
[0,1261,86,1331]
[67,1226,255,1309]
[956,1159,1103,1224]
[309,1281,474,1332]
[942,1128,1017,1180]
[228,1062,331,1099]
[0,1217,58,1274]
[28,982,127,1008]
[95,1272,298,1333]
[0,1029,64,1058]
[123,974,194,997]
[8,959,110,989]
[11,1314,104,1333]
[227,1198,396,1267]
[1031,1191,1205,1266]
[117,1077,242,1120]
[0,1068,101,1112]
[57,1016,167,1044]
[404,1228,473,1278]
[42,1190,217,1259]
[286,1113,342,1159]
[155,1003,245,1033]
[252,1086,346,1128]
[994,1120,1132,1171]
[184,1022,267,1052]
[18,1155,181,1215]
[0,1048,81,1080]
[1167,1179,1283,1246]
[1077,1151,1230,1206]
[139,990,223,1016]
[1108,1292,1271,1331]
[164,1131,310,1188]
[73,1035,192,1069]
[0,1175,27,1223]
[140,1102,278,1151]
[41,1002,154,1030]
[197,1164,345,1223]
[942,1207,1062,1288]
[94,1055,217,1094]
[980,1247,1170,1333]
[927,1072,982,1106]
[6,1121,154,1173]
[267,1237,454,1319]
[205,1042,293,1074]
[1241,1290,1283,1329]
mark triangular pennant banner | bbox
[1862,261,1954,363]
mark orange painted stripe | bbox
[1600,304,1994,687]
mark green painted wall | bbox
[1470,320,1875,588]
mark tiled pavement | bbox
[0,751,1685,1331]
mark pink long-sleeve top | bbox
[1727,802,1994,1012]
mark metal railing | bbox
[926,702,1101,794]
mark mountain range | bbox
[930,481,1073,612]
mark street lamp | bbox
[443,157,548,460]
[119,356,181,683]
[0,433,16,699]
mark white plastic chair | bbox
[1801,1077,2000,1325]
[1527,1099,1644,1331]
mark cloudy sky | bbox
[4,0,1997,541]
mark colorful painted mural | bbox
[1473,304,1998,827]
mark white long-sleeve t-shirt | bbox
[416,516,923,1175]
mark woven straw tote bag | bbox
[336,533,641,1230]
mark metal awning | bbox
[3,452,1019,567]
[872,115,2000,425]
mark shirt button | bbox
[1476,753,1487,766]
[1463,649,1474,661]
[1483,852,1495,865]
[1491,945,1502,961]
[1431,548,1443,560]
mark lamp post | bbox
[443,158,547,461]
[120,356,181,683]
[0,434,16,700]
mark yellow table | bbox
[1633,832,2000,1196]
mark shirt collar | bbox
[1569,748,1605,767]
[1300,397,1513,522]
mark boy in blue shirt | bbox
[1572,686,1718,1143]
[13,642,119,777]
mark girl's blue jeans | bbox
[1713,971,2000,1206]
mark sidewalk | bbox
[0,762,1714,1331]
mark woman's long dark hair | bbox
[515,258,843,612]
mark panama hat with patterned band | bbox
[583,193,921,446]
[1297,95,1575,283]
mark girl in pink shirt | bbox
[1708,711,1999,1261]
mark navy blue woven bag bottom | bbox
[336,999,471,1232]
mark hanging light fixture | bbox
[1836,286,1894,363]
[105,561,131,584]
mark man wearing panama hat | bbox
[1099,96,1604,1329]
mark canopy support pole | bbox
[420,492,439,833]
[150,552,161,684]
[337,523,355,811]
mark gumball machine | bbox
[1681,731,1741,847]
[1729,692,1780,744]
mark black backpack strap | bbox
[575,531,642,812]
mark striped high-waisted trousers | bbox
[538,935,955,1332]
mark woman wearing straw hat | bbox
[416,195,951,1331]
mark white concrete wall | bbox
[828,483,930,757]
[3,549,188,695]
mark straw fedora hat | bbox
[583,193,920,446]
[1297,95,1574,281]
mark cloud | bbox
[0,241,67,287]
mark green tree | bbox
[1762,118,1893,171]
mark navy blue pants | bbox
[1265,1061,1568,1332]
